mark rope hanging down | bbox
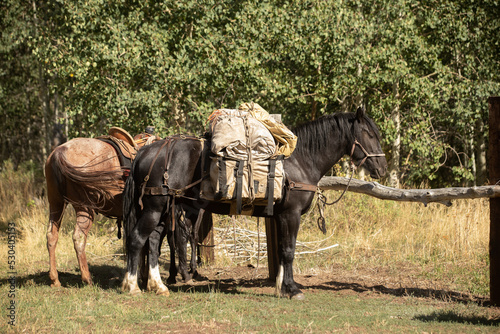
[315,138,385,234]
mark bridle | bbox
[350,138,386,170]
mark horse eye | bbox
[363,128,375,138]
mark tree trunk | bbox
[311,100,317,120]
[388,81,401,188]
[469,122,477,186]
[39,65,50,163]
[476,118,487,185]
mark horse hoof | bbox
[130,289,142,296]
[156,287,170,296]
[291,292,305,301]
[50,281,62,288]
[122,282,141,296]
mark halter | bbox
[350,139,386,170]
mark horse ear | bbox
[355,106,365,120]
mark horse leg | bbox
[166,208,192,284]
[195,209,213,270]
[175,208,193,283]
[46,199,66,287]
[176,226,192,284]
[72,207,94,285]
[166,226,178,285]
[122,210,162,295]
[146,223,169,295]
[276,212,305,300]
[138,240,149,290]
[186,211,198,280]
[189,231,198,280]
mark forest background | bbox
[1,0,499,188]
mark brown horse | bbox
[45,133,156,287]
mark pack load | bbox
[200,102,297,215]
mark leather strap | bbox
[265,158,277,216]
[217,156,227,200]
[235,160,245,214]
[288,181,318,192]
[138,139,172,209]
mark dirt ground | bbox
[177,262,494,308]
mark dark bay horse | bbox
[122,107,388,299]
[45,134,161,287]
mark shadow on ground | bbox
[4,263,499,328]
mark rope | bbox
[314,136,384,234]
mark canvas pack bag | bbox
[200,103,295,215]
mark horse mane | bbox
[291,113,354,159]
[291,112,381,160]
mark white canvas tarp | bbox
[208,102,297,160]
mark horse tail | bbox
[50,146,123,210]
[122,167,138,256]
[46,147,68,200]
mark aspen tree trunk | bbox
[388,81,401,188]
[469,122,477,186]
[39,65,50,163]
[476,118,487,185]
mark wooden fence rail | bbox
[318,177,500,206]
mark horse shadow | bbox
[167,275,275,297]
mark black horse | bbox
[122,107,387,299]
[123,166,211,295]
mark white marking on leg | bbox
[122,272,141,295]
[147,264,169,296]
[275,264,284,297]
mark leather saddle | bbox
[98,126,159,169]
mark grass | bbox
[1,281,499,333]
[0,162,498,332]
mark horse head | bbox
[350,107,388,179]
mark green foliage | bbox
[1,0,499,186]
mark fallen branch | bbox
[318,176,500,206]
[296,244,339,255]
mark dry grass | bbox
[0,161,123,277]
[310,191,489,265]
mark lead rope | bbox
[315,140,360,234]
[316,163,356,234]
